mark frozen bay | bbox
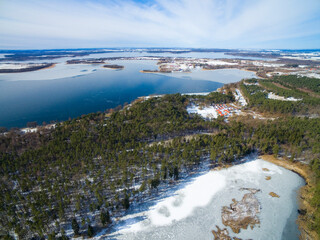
[103,158,304,240]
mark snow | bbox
[267,92,302,102]
[251,61,284,67]
[298,72,320,79]
[105,158,304,240]
[234,89,247,106]
[205,60,237,66]
[0,63,43,70]
[243,81,259,86]
[182,92,211,96]
[187,104,218,119]
[0,62,100,81]
[148,172,226,226]
[20,127,37,133]
[120,172,226,232]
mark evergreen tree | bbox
[173,166,179,180]
[87,225,94,238]
[122,192,130,210]
[71,218,80,236]
[48,232,56,240]
[100,209,111,226]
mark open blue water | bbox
[0,60,255,128]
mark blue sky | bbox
[0,0,319,49]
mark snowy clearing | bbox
[205,60,237,66]
[267,92,302,101]
[187,104,234,119]
[234,89,247,106]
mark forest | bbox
[241,76,320,115]
[0,76,319,239]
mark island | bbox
[0,63,55,73]
[102,64,124,69]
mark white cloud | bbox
[0,0,319,49]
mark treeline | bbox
[190,91,235,105]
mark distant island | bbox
[103,64,124,69]
[0,63,55,73]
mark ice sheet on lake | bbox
[0,63,103,81]
[105,159,304,240]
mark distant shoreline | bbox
[0,63,56,73]
[103,64,124,70]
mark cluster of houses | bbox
[214,104,232,117]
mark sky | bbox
[0,0,320,50]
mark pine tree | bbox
[71,218,80,236]
[100,209,111,226]
[122,192,130,210]
[87,225,94,238]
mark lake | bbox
[0,60,256,128]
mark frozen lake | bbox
[102,158,304,240]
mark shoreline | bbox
[41,63,56,71]
[0,63,56,73]
[259,155,318,240]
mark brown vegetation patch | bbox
[297,87,320,98]
[269,192,280,198]
[212,225,232,240]
[221,190,260,234]
[272,82,291,90]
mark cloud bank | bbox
[0,0,319,49]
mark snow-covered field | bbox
[298,72,320,79]
[187,105,219,119]
[268,92,302,101]
[20,124,56,134]
[204,60,237,66]
[103,158,304,240]
[186,104,234,119]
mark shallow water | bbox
[104,159,304,240]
